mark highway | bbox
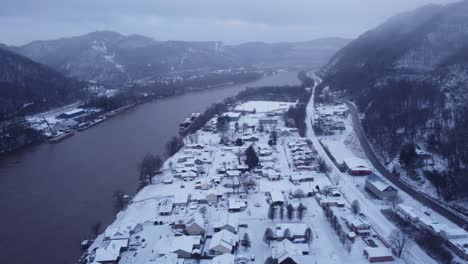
[344,100,468,229]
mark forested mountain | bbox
[15,31,349,85]
[0,46,83,121]
[321,0,468,202]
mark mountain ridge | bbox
[13,31,350,85]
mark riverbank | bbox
[0,70,266,156]
[0,71,301,264]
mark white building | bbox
[172,235,202,258]
[209,230,239,255]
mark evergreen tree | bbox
[245,145,260,170]
[286,204,294,221]
[297,203,306,221]
[263,228,274,246]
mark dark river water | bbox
[0,71,299,264]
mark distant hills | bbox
[321,0,468,201]
[0,31,349,121]
[0,46,83,121]
[12,31,350,85]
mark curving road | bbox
[344,100,468,229]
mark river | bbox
[0,71,300,264]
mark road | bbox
[305,72,436,264]
[344,100,468,229]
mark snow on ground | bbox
[235,101,296,113]
[306,73,439,264]
[81,98,403,264]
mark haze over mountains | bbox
[12,31,349,85]
[0,47,82,120]
[321,0,468,201]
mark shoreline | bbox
[0,74,267,157]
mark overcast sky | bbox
[0,0,459,45]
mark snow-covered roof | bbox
[343,157,369,169]
[397,204,420,220]
[213,214,239,231]
[212,253,235,264]
[159,198,174,214]
[366,174,396,192]
[209,230,238,251]
[270,190,284,203]
[154,253,180,264]
[272,239,304,260]
[275,223,308,237]
[94,239,127,263]
[228,198,246,210]
[64,108,85,116]
[172,235,201,254]
[364,246,393,258]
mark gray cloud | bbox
[0,0,459,45]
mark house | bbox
[228,198,247,212]
[209,230,239,255]
[365,174,398,200]
[343,157,372,176]
[267,170,281,181]
[363,247,394,263]
[172,235,202,258]
[212,253,235,264]
[396,204,420,222]
[290,173,314,183]
[226,170,241,177]
[270,190,285,206]
[278,255,315,264]
[173,193,189,207]
[242,135,259,142]
[275,223,308,241]
[213,215,239,234]
[159,199,174,216]
[206,190,222,202]
[185,215,206,236]
[318,196,346,208]
[103,225,131,241]
[272,239,309,262]
[259,118,278,126]
[58,108,86,119]
[224,112,241,122]
[94,239,128,264]
[344,216,371,236]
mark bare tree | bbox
[112,190,126,213]
[317,157,331,173]
[345,239,353,254]
[389,194,403,209]
[322,185,332,197]
[351,200,360,215]
[138,153,163,187]
[389,229,408,258]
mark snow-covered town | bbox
[78,82,468,264]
